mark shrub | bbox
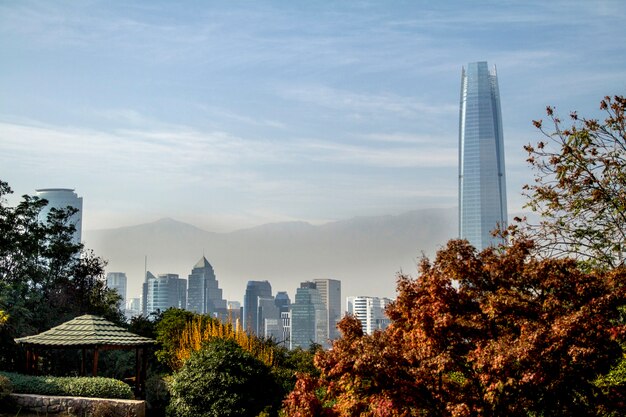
[0,372,133,399]
[167,339,282,417]
[0,374,12,400]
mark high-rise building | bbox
[258,296,282,341]
[106,272,127,309]
[125,297,141,320]
[346,296,392,335]
[290,282,328,349]
[458,61,508,250]
[186,256,227,319]
[274,291,291,314]
[314,278,341,340]
[35,188,83,244]
[243,281,272,334]
[144,272,187,314]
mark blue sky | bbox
[1,0,625,232]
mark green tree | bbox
[168,338,282,417]
[522,95,626,268]
[0,180,122,371]
[283,239,626,417]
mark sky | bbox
[1,0,625,234]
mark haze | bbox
[1,1,625,300]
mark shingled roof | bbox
[14,314,155,347]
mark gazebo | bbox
[14,314,155,398]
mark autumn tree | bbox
[283,239,626,417]
[522,95,626,268]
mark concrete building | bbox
[459,61,508,250]
[346,296,392,335]
[35,188,83,245]
[314,278,341,340]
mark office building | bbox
[125,297,141,320]
[275,291,291,314]
[258,296,282,341]
[346,296,392,335]
[459,61,508,250]
[227,301,242,325]
[314,278,341,340]
[144,272,187,314]
[187,256,227,319]
[290,282,327,349]
[106,272,127,309]
[243,281,272,334]
[35,188,83,244]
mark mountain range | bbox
[84,207,458,307]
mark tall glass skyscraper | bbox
[458,61,508,250]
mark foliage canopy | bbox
[283,239,626,416]
[522,95,626,268]
[0,180,123,372]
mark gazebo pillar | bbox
[81,348,86,376]
[92,346,99,376]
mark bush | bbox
[167,339,282,417]
[0,374,12,400]
[0,372,133,399]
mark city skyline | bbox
[2,1,625,234]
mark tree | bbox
[283,239,626,416]
[0,180,122,371]
[168,338,282,417]
[522,95,626,268]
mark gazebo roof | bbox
[14,314,155,347]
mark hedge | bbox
[0,372,133,399]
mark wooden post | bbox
[92,346,99,376]
[141,346,148,398]
[81,348,86,376]
[25,347,31,374]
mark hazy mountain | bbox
[85,208,457,307]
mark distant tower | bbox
[243,281,272,334]
[459,61,508,250]
[35,188,83,244]
[313,279,341,340]
[187,257,227,319]
[106,272,128,309]
[346,296,392,335]
[290,281,327,350]
[144,272,187,314]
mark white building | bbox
[35,188,83,245]
[346,296,392,335]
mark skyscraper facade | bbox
[313,278,341,340]
[458,61,508,250]
[346,296,392,335]
[144,272,187,314]
[106,272,127,309]
[243,280,272,334]
[186,257,227,319]
[35,188,83,245]
[290,282,328,349]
